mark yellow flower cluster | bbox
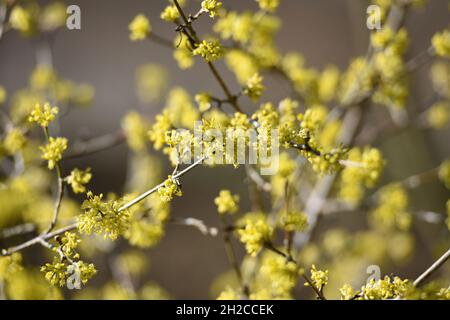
[357,276,410,300]
[129,14,151,41]
[339,147,385,204]
[224,50,258,84]
[158,176,182,203]
[28,103,58,127]
[161,5,180,22]
[430,62,450,100]
[370,184,411,231]
[39,137,68,170]
[214,190,239,215]
[256,251,298,298]
[318,66,340,103]
[217,287,241,300]
[0,85,6,104]
[66,168,92,194]
[238,213,273,256]
[122,111,150,152]
[193,40,224,62]
[243,73,265,101]
[148,112,172,150]
[307,264,328,289]
[135,64,169,103]
[371,27,395,49]
[164,87,200,129]
[40,232,97,287]
[9,2,68,36]
[195,93,213,112]
[372,28,410,109]
[9,5,34,36]
[201,0,222,18]
[78,192,130,240]
[2,128,27,155]
[432,30,450,58]
[116,251,149,277]
[0,253,22,281]
[339,57,376,106]
[427,102,450,129]
[39,2,67,32]
[124,194,169,249]
[280,211,308,232]
[439,160,450,189]
[215,11,280,68]
[256,0,280,13]
[41,259,97,287]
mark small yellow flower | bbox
[160,5,180,22]
[360,276,410,300]
[3,128,26,155]
[195,93,213,112]
[201,0,222,18]
[256,0,280,12]
[28,103,58,128]
[243,73,265,101]
[129,14,151,41]
[306,265,328,289]
[9,5,33,35]
[40,137,68,169]
[214,190,239,215]
[439,160,450,189]
[432,30,450,58]
[66,168,92,194]
[193,40,224,62]
[280,211,308,232]
[238,214,272,256]
[78,191,130,240]
[0,85,6,104]
[158,176,182,203]
[371,27,395,48]
[340,284,357,300]
[427,102,450,129]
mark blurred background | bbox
[0,0,449,299]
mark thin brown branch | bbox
[45,167,65,234]
[1,222,78,256]
[220,216,249,297]
[64,130,126,160]
[149,32,174,48]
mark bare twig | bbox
[149,32,174,48]
[220,215,249,297]
[1,157,206,256]
[172,0,245,114]
[1,223,78,256]
[414,247,450,287]
[170,217,218,237]
[0,0,16,42]
[0,223,36,239]
[118,156,205,211]
[64,130,126,160]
